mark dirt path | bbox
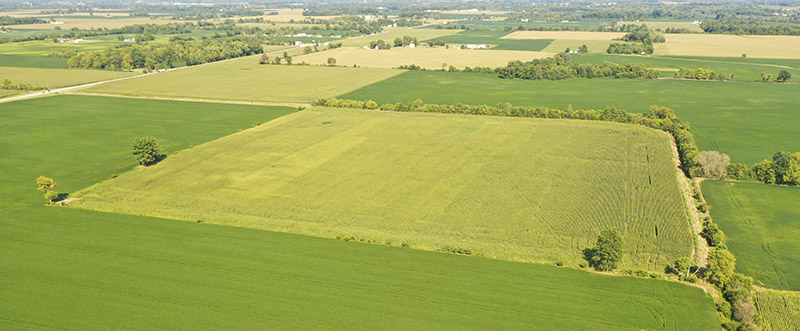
[668,137,709,267]
[63,92,311,108]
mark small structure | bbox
[408,43,416,48]
[123,38,136,43]
[50,21,64,25]
[465,44,488,49]
[73,38,84,43]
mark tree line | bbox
[67,37,263,70]
[1,78,44,91]
[620,26,665,43]
[701,20,800,36]
[0,16,47,25]
[313,98,701,177]
[727,151,800,186]
[676,67,728,81]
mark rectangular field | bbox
[85,56,403,103]
[0,66,137,88]
[0,95,720,330]
[73,107,692,270]
[656,34,800,59]
[340,71,800,165]
[0,54,68,69]
[295,46,554,69]
[701,180,800,291]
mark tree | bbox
[773,151,792,184]
[726,163,752,180]
[578,44,589,53]
[760,73,772,82]
[259,53,269,64]
[36,176,59,202]
[752,159,776,184]
[588,227,623,271]
[786,152,800,185]
[564,47,571,53]
[706,249,736,287]
[132,136,161,166]
[327,57,336,66]
[122,53,134,71]
[698,151,730,178]
[741,53,746,59]
[776,69,792,82]
[303,46,312,54]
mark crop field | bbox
[656,34,800,59]
[701,180,800,291]
[0,39,124,56]
[341,71,800,164]
[73,107,691,270]
[616,21,704,32]
[0,66,137,89]
[571,54,799,81]
[85,56,402,103]
[295,46,553,69]
[338,27,460,48]
[502,31,627,40]
[424,30,554,51]
[755,290,800,331]
[0,95,719,330]
[0,54,68,69]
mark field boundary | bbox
[63,92,312,108]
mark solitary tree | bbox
[578,44,589,53]
[327,57,336,66]
[776,69,792,82]
[589,227,623,271]
[36,176,59,202]
[132,136,161,166]
[706,249,736,287]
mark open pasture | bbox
[337,27,460,47]
[701,180,800,291]
[295,46,553,69]
[424,30,553,51]
[74,107,692,270]
[0,95,720,330]
[341,71,800,164]
[0,66,137,89]
[85,56,402,103]
[755,290,800,331]
[656,34,800,59]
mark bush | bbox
[132,136,162,166]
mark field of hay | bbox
[755,290,800,331]
[656,34,800,59]
[85,56,403,103]
[338,27,460,47]
[702,180,800,291]
[616,21,704,32]
[73,107,692,270]
[0,66,137,88]
[295,46,554,69]
[502,31,627,40]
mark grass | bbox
[74,107,692,270]
[338,27,460,48]
[656,34,800,59]
[295,46,553,69]
[0,66,137,88]
[0,89,20,98]
[701,180,800,291]
[340,71,800,164]
[86,56,403,103]
[0,54,68,69]
[424,30,554,51]
[571,54,799,81]
[754,290,800,331]
[0,95,720,330]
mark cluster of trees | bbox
[314,98,701,177]
[620,26,665,43]
[392,35,417,47]
[67,38,263,70]
[698,151,731,179]
[727,151,800,185]
[606,42,654,55]
[701,20,800,36]
[705,250,761,331]
[494,54,659,80]
[260,51,293,65]
[0,16,47,25]
[1,79,43,91]
[676,67,728,81]
[761,70,792,83]
[368,39,392,50]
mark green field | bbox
[74,107,691,270]
[0,54,68,69]
[86,56,403,103]
[0,66,137,89]
[755,290,800,331]
[0,95,720,329]
[424,30,554,51]
[341,71,800,164]
[701,180,800,291]
[0,39,124,56]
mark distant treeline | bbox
[607,42,653,55]
[701,20,800,36]
[620,26,665,43]
[314,98,700,177]
[67,38,262,70]
[728,151,800,186]
[1,22,196,44]
[0,16,47,25]
[398,54,660,80]
[1,78,44,91]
